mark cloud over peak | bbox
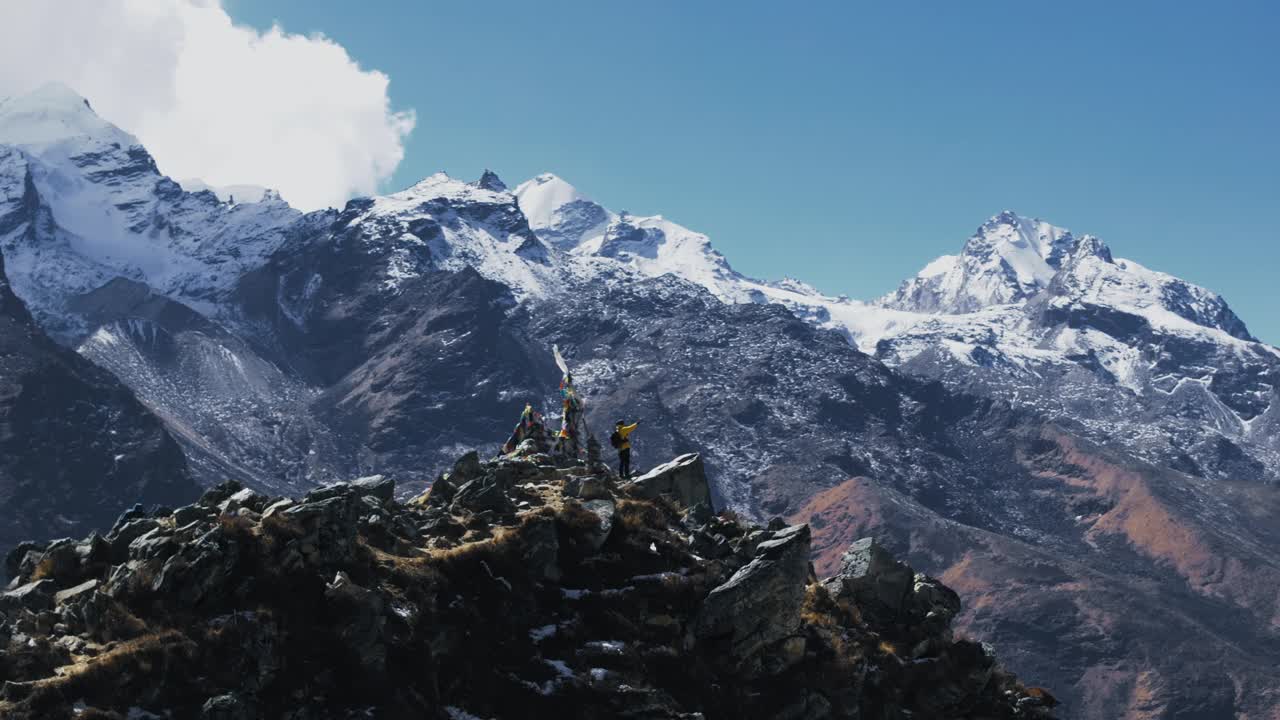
[0,0,415,210]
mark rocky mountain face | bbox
[0,239,195,554]
[0,85,1277,717]
[0,449,1057,719]
[870,211,1280,488]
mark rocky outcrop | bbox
[625,452,714,508]
[0,453,1054,719]
[696,523,811,663]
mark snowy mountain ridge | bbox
[517,174,1280,484]
[0,82,1275,488]
[0,82,299,341]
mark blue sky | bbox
[229,1,1280,344]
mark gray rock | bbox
[912,573,962,626]
[4,541,41,579]
[352,474,395,503]
[578,477,612,501]
[30,539,80,583]
[822,537,915,622]
[152,532,239,608]
[695,524,811,661]
[451,478,513,514]
[199,480,244,508]
[53,579,99,606]
[76,533,112,565]
[260,499,295,519]
[284,496,351,524]
[220,487,264,514]
[303,483,354,504]
[423,475,456,506]
[628,453,713,509]
[1,579,56,612]
[108,518,160,559]
[174,503,213,526]
[451,450,483,482]
[581,499,616,552]
[201,692,257,720]
[129,526,178,562]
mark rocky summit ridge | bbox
[0,450,1055,719]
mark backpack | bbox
[609,430,623,449]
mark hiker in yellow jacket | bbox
[611,420,639,478]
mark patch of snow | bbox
[529,624,558,642]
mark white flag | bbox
[552,344,570,377]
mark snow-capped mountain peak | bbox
[513,173,609,251]
[880,211,1114,314]
[0,85,302,339]
[0,82,137,153]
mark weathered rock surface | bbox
[0,452,1054,719]
[696,523,811,662]
[627,453,714,508]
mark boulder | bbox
[822,537,915,623]
[4,541,41,579]
[199,480,244,508]
[352,474,395,503]
[417,475,456,507]
[108,504,149,534]
[695,523,811,661]
[260,499,295,520]
[581,499,616,552]
[174,503,215,527]
[451,450,483,482]
[129,527,179,562]
[30,539,80,584]
[108,518,160,560]
[220,488,265,515]
[53,579,99,607]
[912,573,962,626]
[628,453,713,509]
[284,496,353,525]
[76,533,112,566]
[1,579,56,612]
[566,475,611,501]
[151,531,240,608]
[451,478,513,514]
[302,483,355,504]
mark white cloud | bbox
[0,0,415,210]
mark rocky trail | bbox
[0,451,1055,719]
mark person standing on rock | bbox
[611,419,639,478]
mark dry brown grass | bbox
[799,582,868,675]
[16,630,196,711]
[615,499,665,532]
[28,554,57,582]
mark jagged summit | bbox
[880,211,1113,315]
[476,168,507,192]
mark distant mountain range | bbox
[1,82,1277,718]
